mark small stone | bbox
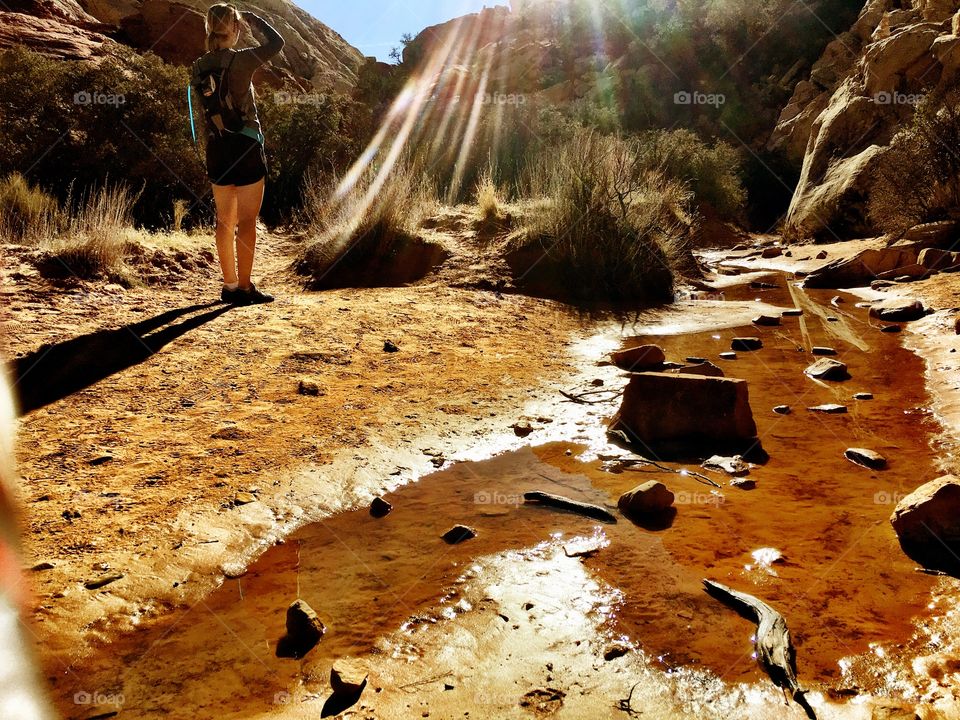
[685,357,706,364]
[719,352,738,360]
[845,448,887,470]
[298,379,323,396]
[234,492,256,506]
[370,497,392,518]
[805,358,849,381]
[442,525,477,544]
[782,308,803,317]
[31,561,55,571]
[773,405,792,415]
[881,325,902,333]
[383,340,400,353]
[610,344,666,371]
[869,298,925,322]
[753,315,781,327]
[331,658,369,697]
[512,422,535,438]
[816,250,828,260]
[830,296,844,307]
[750,280,778,289]
[591,378,605,387]
[88,455,113,466]
[761,247,783,258]
[811,347,837,356]
[808,404,848,414]
[731,337,763,351]
[854,392,874,400]
[871,280,895,290]
[85,574,123,590]
[277,599,326,659]
[827,316,839,322]
[731,478,757,490]
[604,644,630,661]
[674,361,725,378]
[618,481,674,517]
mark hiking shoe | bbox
[240,284,275,305]
[221,286,244,304]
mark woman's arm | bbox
[239,11,285,67]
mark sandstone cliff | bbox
[0,0,366,91]
[775,0,960,239]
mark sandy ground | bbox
[5,224,960,719]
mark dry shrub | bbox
[475,165,504,221]
[0,173,60,244]
[295,159,442,288]
[513,129,690,302]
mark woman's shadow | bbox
[10,302,235,415]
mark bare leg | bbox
[212,184,239,285]
[235,179,265,290]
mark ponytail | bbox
[205,3,241,51]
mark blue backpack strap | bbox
[187,80,197,145]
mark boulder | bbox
[277,599,326,659]
[618,481,674,516]
[845,447,887,470]
[869,298,926,321]
[610,344,666,372]
[919,247,960,270]
[876,263,930,281]
[672,361,725,378]
[805,245,929,288]
[805,358,850,380]
[891,475,960,570]
[609,372,759,456]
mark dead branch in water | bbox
[560,388,625,405]
[616,681,643,717]
[606,456,721,489]
[523,491,618,523]
[703,580,817,720]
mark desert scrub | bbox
[43,181,141,282]
[295,159,444,289]
[0,173,61,244]
[475,165,505,220]
[514,130,690,303]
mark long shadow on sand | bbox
[10,302,234,415]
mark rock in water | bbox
[844,448,887,470]
[808,404,848,414]
[869,299,926,322]
[811,347,837,356]
[753,315,781,327]
[854,392,874,400]
[891,475,960,571]
[673,361,725,378]
[761,247,783,258]
[732,337,763,351]
[774,405,792,415]
[880,324,902,333]
[805,358,849,381]
[330,658,368,696]
[719,352,738,360]
[609,373,759,456]
[618,481,674,517]
[277,599,326,659]
[782,309,803,317]
[610,344,666,371]
[703,455,750,477]
[442,525,477,544]
[370,497,392,518]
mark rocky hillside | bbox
[0,0,365,90]
[775,0,960,239]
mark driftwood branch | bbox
[524,491,618,523]
[703,580,817,720]
[560,388,625,405]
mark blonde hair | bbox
[205,3,241,51]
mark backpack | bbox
[189,53,244,138]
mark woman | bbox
[192,3,284,305]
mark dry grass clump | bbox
[513,129,691,302]
[0,173,60,244]
[475,166,505,221]
[295,159,442,288]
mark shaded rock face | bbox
[6,0,365,91]
[891,474,960,570]
[774,0,960,239]
[610,372,759,457]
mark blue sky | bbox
[299,1,508,60]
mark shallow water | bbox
[43,275,949,718]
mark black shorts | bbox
[205,132,267,187]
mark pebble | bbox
[370,497,393,518]
[442,525,477,544]
[731,337,763,351]
[773,405,792,415]
[808,404,848,414]
[719,352,738,360]
[844,448,887,470]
